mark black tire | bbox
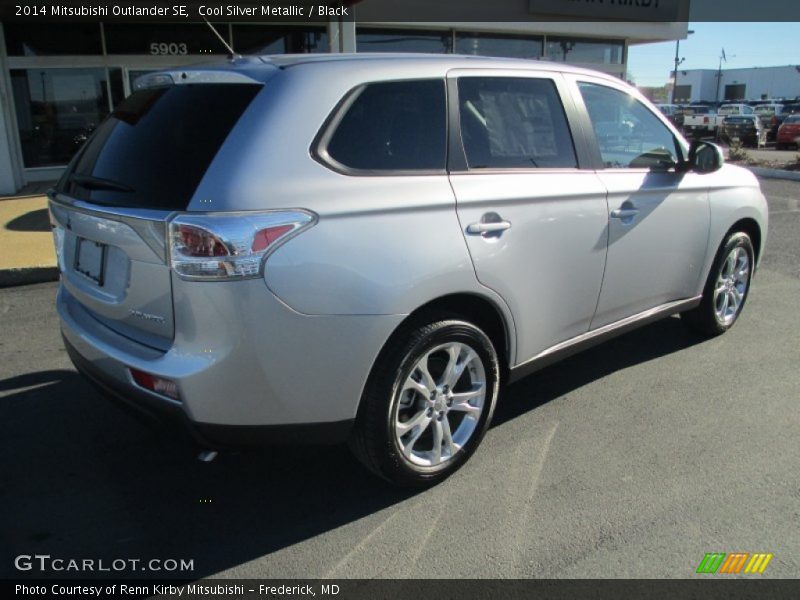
[349,317,500,487]
[681,231,755,336]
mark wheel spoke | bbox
[722,253,735,277]
[402,376,430,399]
[728,290,739,313]
[397,409,431,436]
[449,384,484,413]
[440,344,462,390]
[402,415,432,458]
[415,354,438,392]
[441,415,456,457]
[430,419,443,464]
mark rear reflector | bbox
[130,368,180,400]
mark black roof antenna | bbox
[201,15,241,60]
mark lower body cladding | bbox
[57,277,405,447]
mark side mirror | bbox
[685,139,724,173]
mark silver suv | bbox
[50,54,768,487]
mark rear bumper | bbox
[57,280,404,446]
[63,332,354,446]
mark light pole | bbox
[671,29,694,104]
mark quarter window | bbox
[578,82,681,170]
[324,80,447,172]
[457,77,578,169]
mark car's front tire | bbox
[349,317,500,487]
[681,231,755,336]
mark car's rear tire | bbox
[681,231,754,337]
[349,317,500,487]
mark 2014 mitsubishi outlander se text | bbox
[50,54,768,487]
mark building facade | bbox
[674,65,800,104]
[0,17,688,193]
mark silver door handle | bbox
[610,208,639,220]
[466,221,512,235]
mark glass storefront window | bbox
[4,23,102,56]
[10,68,110,168]
[104,23,223,56]
[455,33,543,60]
[232,25,327,54]
[544,37,624,65]
[357,28,451,53]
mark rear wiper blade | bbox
[69,173,134,193]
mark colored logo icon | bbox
[696,552,773,574]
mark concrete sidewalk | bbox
[0,181,58,287]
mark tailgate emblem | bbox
[128,309,166,324]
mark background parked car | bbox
[718,103,755,117]
[682,105,722,139]
[768,103,800,143]
[720,115,767,148]
[776,114,800,149]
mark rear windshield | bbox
[784,116,800,124]
[58,83,261,210]
[725,117,755,124]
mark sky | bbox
[627,22,800,88]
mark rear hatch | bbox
[50,78,262,351]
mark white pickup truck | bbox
[683,104,755,138]
[682,106,723,138]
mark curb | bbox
[747,166,800,182]
[0,267,59,288]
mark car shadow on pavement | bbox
[0,316,704,580]
[5,208,51,233]
[494,314,705,426]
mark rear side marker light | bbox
[130,368,180,400]
[168,210,316,280]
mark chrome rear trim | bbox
[48,192,173,263]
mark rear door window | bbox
[321,79,447,172]
[58,83,261,210]
[457,77,578,169]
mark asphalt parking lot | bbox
[1,178,798,580]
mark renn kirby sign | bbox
[530,0,687,21]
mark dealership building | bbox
[0,0,690,193]
[673,65,800,104]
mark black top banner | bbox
[1,0,800,22]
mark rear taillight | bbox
[130,368,180,400]
[703,116,709,124]
[168,211,316,280]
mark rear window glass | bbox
[725,117,755,124]
[783,115,800,124]
[323,79,446,172]
[58,83,261,210]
